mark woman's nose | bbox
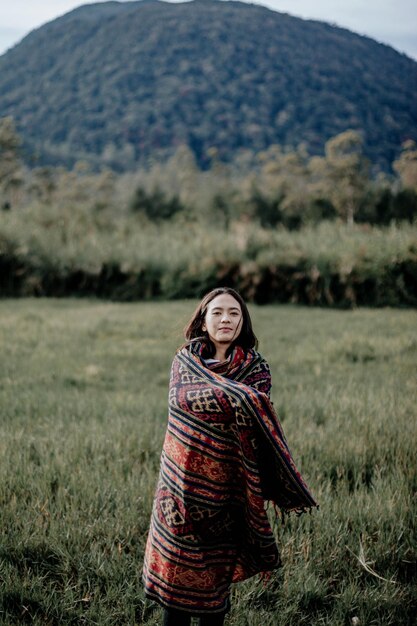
[221,312,230,322]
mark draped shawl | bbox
[143,343,317,614]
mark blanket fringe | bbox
[268,501,317,524]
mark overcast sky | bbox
[0,0,416,60]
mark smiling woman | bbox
[142,287,318,626]
[201,294,243,362]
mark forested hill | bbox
[0,0,416,171]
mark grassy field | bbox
[0,299,416,625]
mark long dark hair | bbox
[183,287,258,357]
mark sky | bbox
[0,0,416,61]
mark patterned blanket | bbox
[143,343,317,614]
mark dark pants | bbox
[163,607,227,626]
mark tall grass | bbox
[0,300,416,625]
[1,203,416,304]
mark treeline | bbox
[2,117,417,227]
[0,118,416,306]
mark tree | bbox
[29,167,57,205]
[129,186,183,221]
[322,130,369,225]
[0,116,23,208]
[393,140,417,191]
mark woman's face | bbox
[202,293,243,351]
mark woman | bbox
[143,287,317,625]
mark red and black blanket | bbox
[143,342,318,614]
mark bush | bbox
[129,186,184,220]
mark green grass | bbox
[0,300,416,625]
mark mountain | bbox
[0,0,416,171]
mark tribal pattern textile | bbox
[143,342,317,613]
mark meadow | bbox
[0,299,416,625]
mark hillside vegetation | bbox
[0,0,416,170]
[1,300,416,624]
